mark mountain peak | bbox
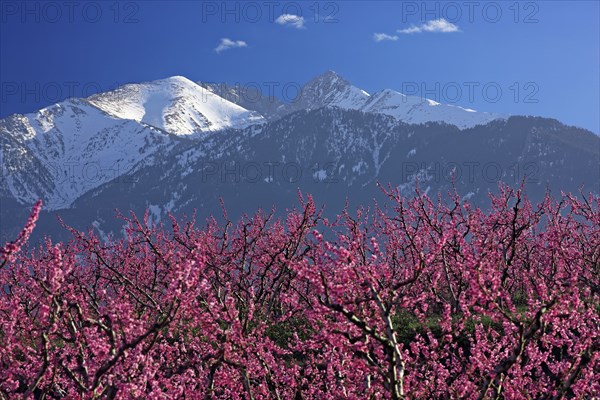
[289,71,370,112]
[155,75,198,87]
[305,70,350,87]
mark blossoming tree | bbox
[0,187,598,399]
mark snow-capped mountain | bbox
[1,71,598,242]
[0,76,269,210]
[88,76,265,136]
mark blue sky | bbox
[1,1,599,133]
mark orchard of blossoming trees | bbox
[0,185,599,399]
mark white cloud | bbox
[373,33,399,42]
[215,38,247,53]
[397,18,460,34]
[275,14,306,29]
